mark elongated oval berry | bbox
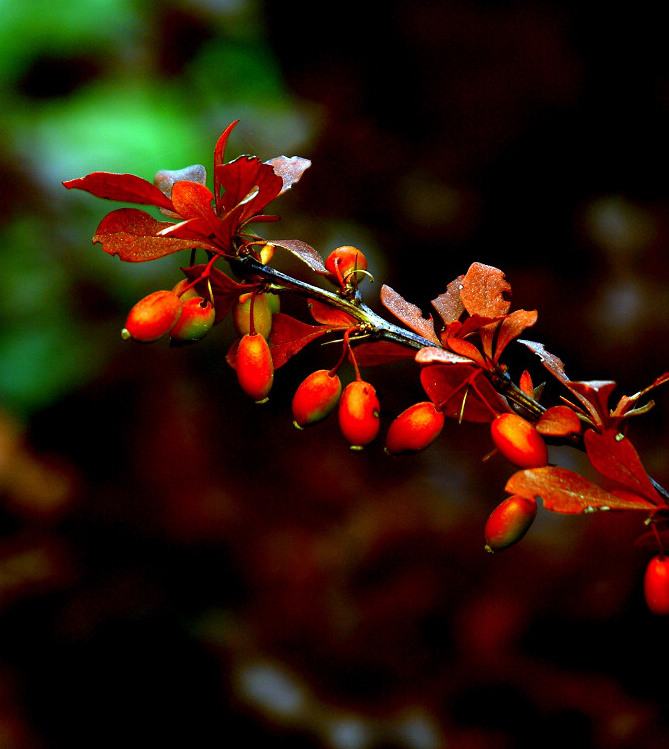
[490,413,548,468]
[121,290,182,342]
[385,401,445,455]
[292,369,342,428]
[325,246,367,285]
[338,380,380,450]
[232,292,273,339]
[235,333,274,403]
[485,495,537,552]
[170,297,215,342]
[644,555,669,615]
[171,278,200,301]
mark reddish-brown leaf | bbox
[536,405,581,437]
[584,428,663,504]
[460,263,512,317]
[420,364,508,422]
[431,276,465,326]
[444,337,487,367]
[505,465,656,514]
[493,309,538,361]
[265,155,312,195]
[270,239,329,274]
[308,299,357,327]
[64,172,174,211]
[380,285,440,345]
[566,380,617,427]
[93,208,217,262]
[215,156,283,220]
[170,181,216,221]
[611,372,669,420]
[519,340,569,383]
[266,313,334,369]
[519,369,534,397]
[353,341,416,366]
[415,347,473,365]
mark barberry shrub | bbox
[64,121,669,614]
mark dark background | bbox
[1,1,669,746]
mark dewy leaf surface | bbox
[380,285,440,344]
[64,172,174,211]
[505,465,656,514]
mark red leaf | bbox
[460,263,512,317]
[420,364,508,422]
[308,299,357,327]
[519,369,534,397]
[93,208,216,262]
[493,309,538,361]
[265,156,312,195]
[380,285,440,345]
[353,341,416,366]
[415,347,473,365]
[431,275,465,326]
[584,428,663,504]
[270,239,329,274]
[611,372,669,420]
[215,156,283,220]
[64,172,174,211]
[566,380,617,427]
[170,181,216,221]
[536,405,581,437]
[505,465,655,514]
[444,337,487,367]
[266,313,334,369]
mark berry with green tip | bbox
[338,379,380,450]
[235,333,274,403]
[121,290,182,343]
[292,369,342,428]
[170,297,215,342]
[484,495,537,552]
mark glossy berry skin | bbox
[490,413,548,468]
[235,333,274,403]
[121,290,182,342]
[170,297,215,342]
[338,380,380,450]
[292,369,342,428]
[644,555,669,615]
[325,246,367,285]
[171,278,200,301]
[385,401,445,455]
[232,292,273,339]
[485,495,537,552]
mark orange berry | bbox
[232,292,273,339]
[485,495,537,552]
[235,333,274,403]
[325,246,367,285]
[338,380,380,450]
[170,297,215,342]
[171,278,200,301]
[644,555,669,615]
[121,290,182,342]
[292,369,342,428]
[385,401,445,455]
[490,413,548,468]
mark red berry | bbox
[485,495,537,552]
[385,401,445,455]
[170,297,215,342]
[338,380,380,450]
[171,278,200,301]
[232,292,273,339]
[644,555,669,615]
[121,290,182,342]
[325,246,367,285]
[235,333,274,402]
[292,369,342,428]
[490,413,548,468]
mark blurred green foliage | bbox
[0,0,312,416]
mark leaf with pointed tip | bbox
[584,428,662,505]
[265,155,311,195]
[505,465,655,514]
[353,341,416,366]
[93,208,217,262]
[519,340,570,383]
[444,337,487,367]
[493,309,538,361]
[270,239,329,274]
[267,313,334,369]
[380,285,441,345]
[308,298,357,327]
[460,263,511,317]
[535,405,581,437]
[415,347,473,365]
[431,276,465,326]
[420,364,508,422]
[611,372,669,420]
[64,172,174,211]
[519,369,534,397]
[216,156,283,220]
[566,380,617,427]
